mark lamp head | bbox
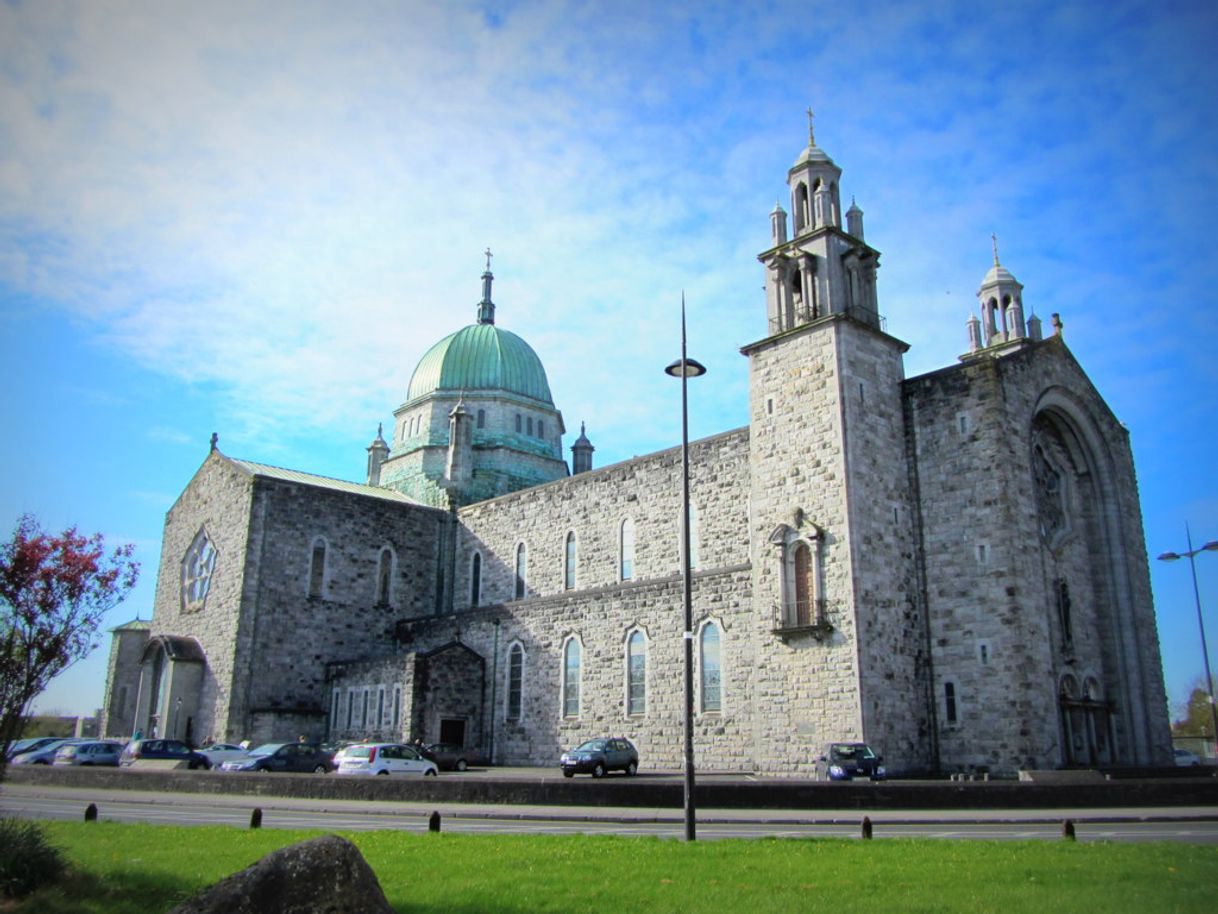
[1203,541,1218,552]
[665,357,707,379]
[1157,552,1181,562]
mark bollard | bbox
[84,803,98,822]
[1062,819,1075,841]
[428,811,441,833]
[860,816,873,840]
[250,808,263,829]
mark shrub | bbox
[0,817,66,898]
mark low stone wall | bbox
[7,765,1217,810]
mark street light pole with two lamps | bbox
[1157,527,1218,752]
[665,293,705,842]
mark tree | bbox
[1172,674,1218,739]
[0,514,138,780]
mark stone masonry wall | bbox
[149,452,256,744]
[903,337,1171,773]
[745,314,927,776]
[236,476,448,743]
[422,429,756,770]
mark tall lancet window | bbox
[564,532,577,590]
[308,538,326,598]
[620,518,635,581]
[376,548,394,606]
[514,543,527,600]
[700,622,722,712]
[562,637,582,718]
[627,630,646,716]
[470,552,482,607]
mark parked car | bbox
[560,737,638,778]
[53,740,125,767]
[818,742,886,781]
[1174,748,1203,767]
[196,742,251,767]
[220,743,334,773]
[6,736,64,760]
[10,738,84,765]
[335,743,438,777]
[119,738,211,769]
[425,742,486,772]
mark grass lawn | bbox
[9,821,1217,914]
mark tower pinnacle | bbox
[477,250,496,325]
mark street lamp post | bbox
[1157,526,1218,752]
[665,293,706,842]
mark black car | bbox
[818,742,886,780]
[220,742,335,773]
[560,737,638,778]
[119,738,211,769]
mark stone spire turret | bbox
[366,423,390,486]
[571,422,595,475]
[975,235,1026,348]
[477,248,495,325]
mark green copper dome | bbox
[407,322,554,405]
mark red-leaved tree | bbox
[0,514,138,780]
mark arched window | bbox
[476,408,485,429]
[527,417,534,435]
[562,638,581,718]
[537,419,544,438]
[794,182,810,232]
[308,538,326,598]
[377,548,394,606]
[514,543,527,600]
[793,542,812,625]
[470,552,482,607]
[507,643,524,720]
[620,518,635,581]
[515,413,522,433]
[627,630,646,716]
[564,532,576,590]
[700,622,722,712]
[944,681,958,725]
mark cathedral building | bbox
[100,125,1171,776]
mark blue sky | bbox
[2,0,1216,722]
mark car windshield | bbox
[345,745,374,759]
[575,740,607,751]
[830,743,875,760]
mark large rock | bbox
[169,834,394,914]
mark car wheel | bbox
[376,769,389,776]
[312,764,329,774]
[562,770,574,778]
[424,768,437,777]
[456,759,467,771]
[625,761,637,776]
[592,762,605,778]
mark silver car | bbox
[11,738,83,765]
[53,740,125,766]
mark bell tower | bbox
[744,116,929,776]
[759,110,881,336]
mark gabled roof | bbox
[226,457,423,505]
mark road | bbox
[3,784,1216,843]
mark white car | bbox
[1174,747,1202,767]
[335,742,438,777]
